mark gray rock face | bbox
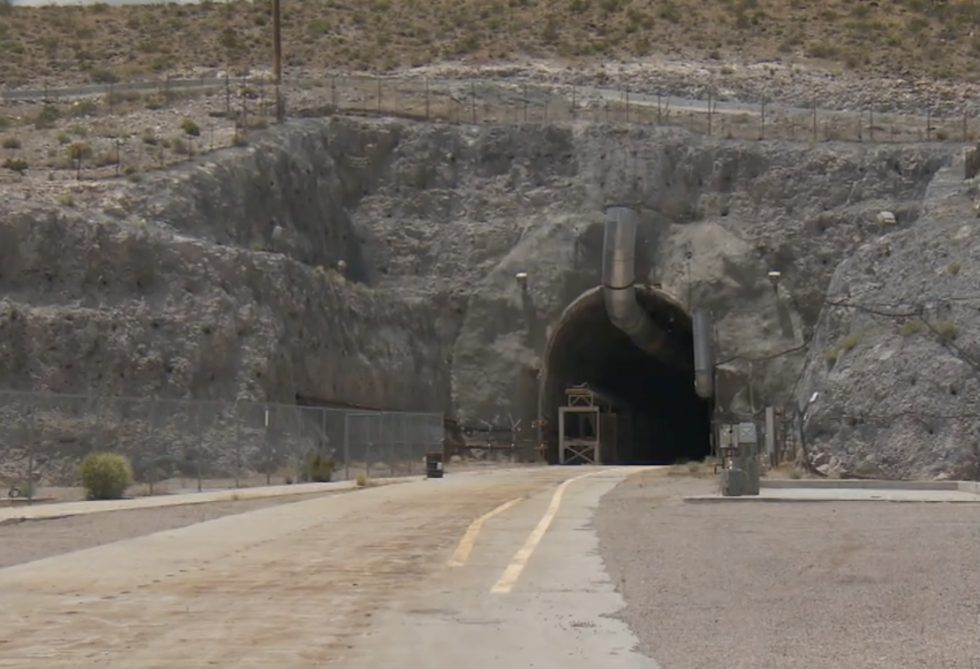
[796,160,980,480]
[0,116,964,476]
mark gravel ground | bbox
[0,490,342,569]
[597,471,980,669]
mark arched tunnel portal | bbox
[539,286,711,465]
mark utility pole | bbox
[272,0,284,120]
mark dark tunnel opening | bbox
[540,287,711,465]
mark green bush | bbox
[80,452,133,500]
[180,118,201,137]
[300,449,334,483]
[2,136,21,149]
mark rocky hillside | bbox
[1,0,978,88]
[796,157,980,480]
[2,115,968,479]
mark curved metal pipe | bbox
[602,205,670,358]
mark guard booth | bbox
[558,385,624,465]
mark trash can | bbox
[425,452,444,479]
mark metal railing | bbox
[0,389,443,503]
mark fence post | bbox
[343,411,350,481]
[319,407,327,470]
[571,85,576,118]
[624,88,630,124]
[331,75,337,111]
[869,107,874,142]
[234,401,242,489]
[377,75,382,114]
[240,74,248,139]
[388,416,396,477]
[425,77,430,120]
[926,108,931,141]
[707,90,713,137]
[759,99,766,140]
[366,430,372,481]
[194,407,203,493]
[811,101,817,142]
[471,81,476,124]
[964,112,969,142]
[264,406,272,485]
[523,83,528,123]
[26,408,36,505]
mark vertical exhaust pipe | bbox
[692,307,714,398]
[602,205,669,358]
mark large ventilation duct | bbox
[602,205,670,360]
[692,307,715,398]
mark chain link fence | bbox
[0,389,444,504]
[1,73,976,184]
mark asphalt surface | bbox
[0,467,656,668]
[597,472,980,669]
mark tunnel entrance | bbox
[539,287,711,465]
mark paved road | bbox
[0,466,657,668]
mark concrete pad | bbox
[685,487,980,503]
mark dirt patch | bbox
[0,490,344,569]
[597,470,980,669]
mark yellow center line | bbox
[447,496,524,568]
[490,471,600,594]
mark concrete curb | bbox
[683,495,980,504]
[761,479,963,491]
[0,477,420,524]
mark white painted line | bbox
[447,496,524,568]
[490,471,599,594]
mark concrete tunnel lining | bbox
[539,286,711,465]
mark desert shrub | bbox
[2,157,27,174]
[2,136,20,149]
[934,320,957,340]
[68,141,92,163]
[900,319,925,336]
[180,118,200,137]
[839,334,862,351]
[80,452,133,500]
[170,137,189,155]
[34,104,61,129]
[947,260,961,275]
[300,449,335,483]
[89,66,119,84]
